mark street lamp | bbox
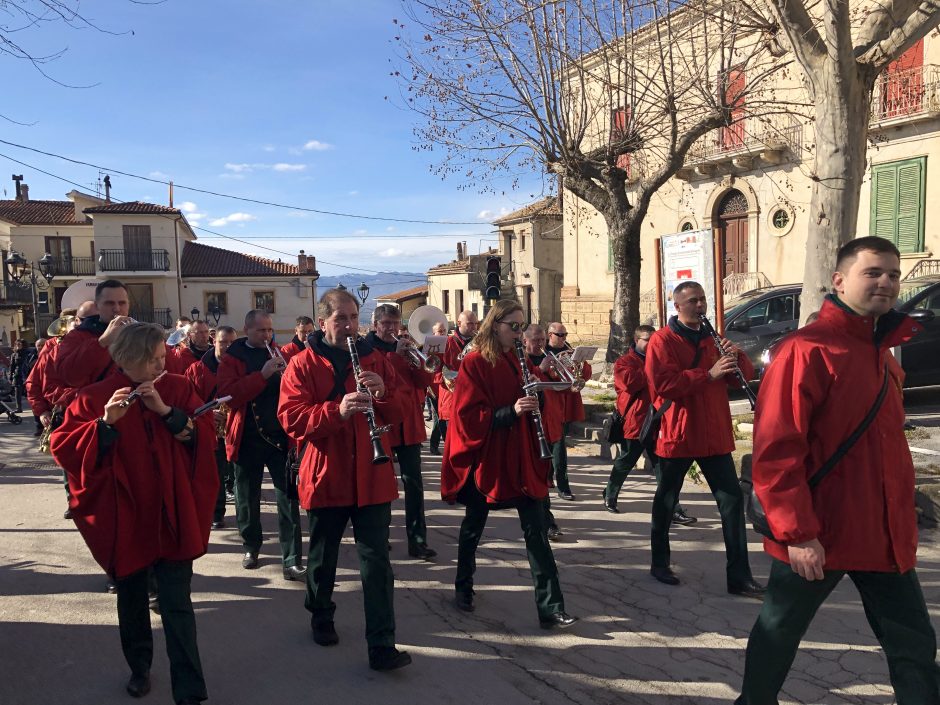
[209,305,222,326]
[356,281,370,305]
[4,249,56,336]
[190,307,200,321]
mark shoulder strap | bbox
[652,343,705,419]
[808,364,890,489]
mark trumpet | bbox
[118,370,168,408]
[543,349,585,391]
[265,341,288,370]
[392,334,441,373]
[47,315,76,338]
[215,401,230,438]
[698,314,757,410]
[441,340,475,390]
[346,335,392,465]
[514,340,552,460]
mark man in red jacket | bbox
[186,325,238,529]
[436,310,478,447]
[278,289,411,671]
[367,304,437,560]
[280,315,315,363]
[603,325,695,524]
[646,281,764,598]
[736,237,940,705]
[172,320,212,372]
[217,310,304,581]
[545,322,592,500]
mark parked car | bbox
[756,275,940,388]
[721,284,802,378]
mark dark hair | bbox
[317,288,359,319]
[244,309,272,328]
[372,304,401,323]
[217,325,237,336]
[95,279,127,300]
[295,315,314,326]
[672,280,703,298]
[836,236,900,271]
[633,324,655,338]
[190,319,209,328]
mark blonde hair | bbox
[109,322,166,368]
[475,300,523,365]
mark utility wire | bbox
[0,138,488,225]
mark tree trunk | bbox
[800,61,874,323]
[605,208,643,362]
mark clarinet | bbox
[698,314,758,410]
[514,340,553,460]
[346,335,392,465]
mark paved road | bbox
[1,417,938,705]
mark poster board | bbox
[658,229,717,325]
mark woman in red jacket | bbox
[441,300,576,629]
[51,322,217,705]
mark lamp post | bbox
[335,283,347,292]
[209,305,222,326]
[4,250,56,337]
[190,307,200,321]
[356,281,370,306]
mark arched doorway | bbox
[715,189,749,280]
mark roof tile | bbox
[83,201,181,215]
[492,196,561,224]
[0,200,89,226]
[181,241,302,277]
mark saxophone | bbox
[215,401,230,439]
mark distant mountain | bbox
[316,272,426,320]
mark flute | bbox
[346,335,392,465]
[513,340,553,460]
[119,370,168,408]
[698,314,758,410]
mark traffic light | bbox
[484,256,501,300]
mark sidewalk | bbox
[1,417,937,705]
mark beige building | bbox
[426,243,495,323]
[180,243,320,338]
[374,285,428,324]
[561,27,938,342]
[494,196,563,324]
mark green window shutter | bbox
[870,157,926,253]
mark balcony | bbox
[1,284,33,304]
[680,114,803,179]
[55,256,96,277]
[98,249,171,272]
[870,65,940,128]
[130,308,173,328]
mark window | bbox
[719,67,746,149]
[122,225,152,270]
[253,290,275,314]
[519,230,526,250]
[771,209,789,229]
[870,156,926,253]
[456,288,464,313]
[45,236,72,275]
[443,290,450,315]
[741,300,770,327]
[879,39,924,119]
[610,107,632,175]
[767,294,799,323]
[205,291,228,315]
[680,221,695,232]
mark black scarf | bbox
[667,315,708,347]
[77,314,108,337]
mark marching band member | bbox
[277,289,412,671]
[645,281,764,598]
[367,304,437,560]
[604,326,696,524]
[280,315,315,363]
[172,320,212,372]
[186,325,238,529]
[426,320,448,445]
[435,310,478,453]
[522,324,565,541]
[51,322,217,705]
[545,322,591,501]
[217,310,304,580]
[442,300,576,629]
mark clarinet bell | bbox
[371,437,390,465]
[538,437,552,460]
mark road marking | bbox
[909,446,940,456]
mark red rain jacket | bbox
[614,348,650,440]
[437,333,472,422]
[371,340,434,448]
[753,297,921,572]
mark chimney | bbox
[103,175,112,203]
[12,174,23,201]
[20,184,29,202]
[462,241,468,260]
[298,249,308,273]
[457,242,463,261]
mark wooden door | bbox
[126,283,153,321]
[715,190,749,280]
[123,225,152,270]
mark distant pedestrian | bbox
[8,339,37,412]
[737,236,940,704]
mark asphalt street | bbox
[1,410,938,705]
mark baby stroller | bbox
[0,377,22,424]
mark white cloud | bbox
[353,229,368,236]
[303,140,333,151]
[149,170,169,180]
[262,144,276,152]
[477,210,493,219]
[378,248,404,257]
[272,163,306,172]
[223,162,306,174]
[348,190,359,196]
[386,226,396,232]
[208,212,258,227]
[478,207,511,220]
[179,201,199,213]
[224,163,253,173]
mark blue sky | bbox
[0,0,547,282]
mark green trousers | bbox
[651,454,752,586]
[550,422,572,495]
[605,440,687,513]
[737,559,940,705]
[116,561,207,704]
[393,443,429,549]
[456,483,565,620]
[212,446,233,523]
[305,502,396,648]
[233,436,302,568]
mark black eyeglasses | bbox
[499,321,524,332]
[550,331,567,337]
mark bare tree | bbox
[758,0,940,321]
[395,0,790,357]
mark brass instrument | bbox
[441,341,474,390]
[215,401,230,438]
[46,315,75,338]
[543,349,583,391]
[346,335,392,464]
[265,341,288,371]
[514,340,552,460]
[392,334,441,373]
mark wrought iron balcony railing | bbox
[98,249,171,272]
[871,65,940,124]
[130,308,173,328]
